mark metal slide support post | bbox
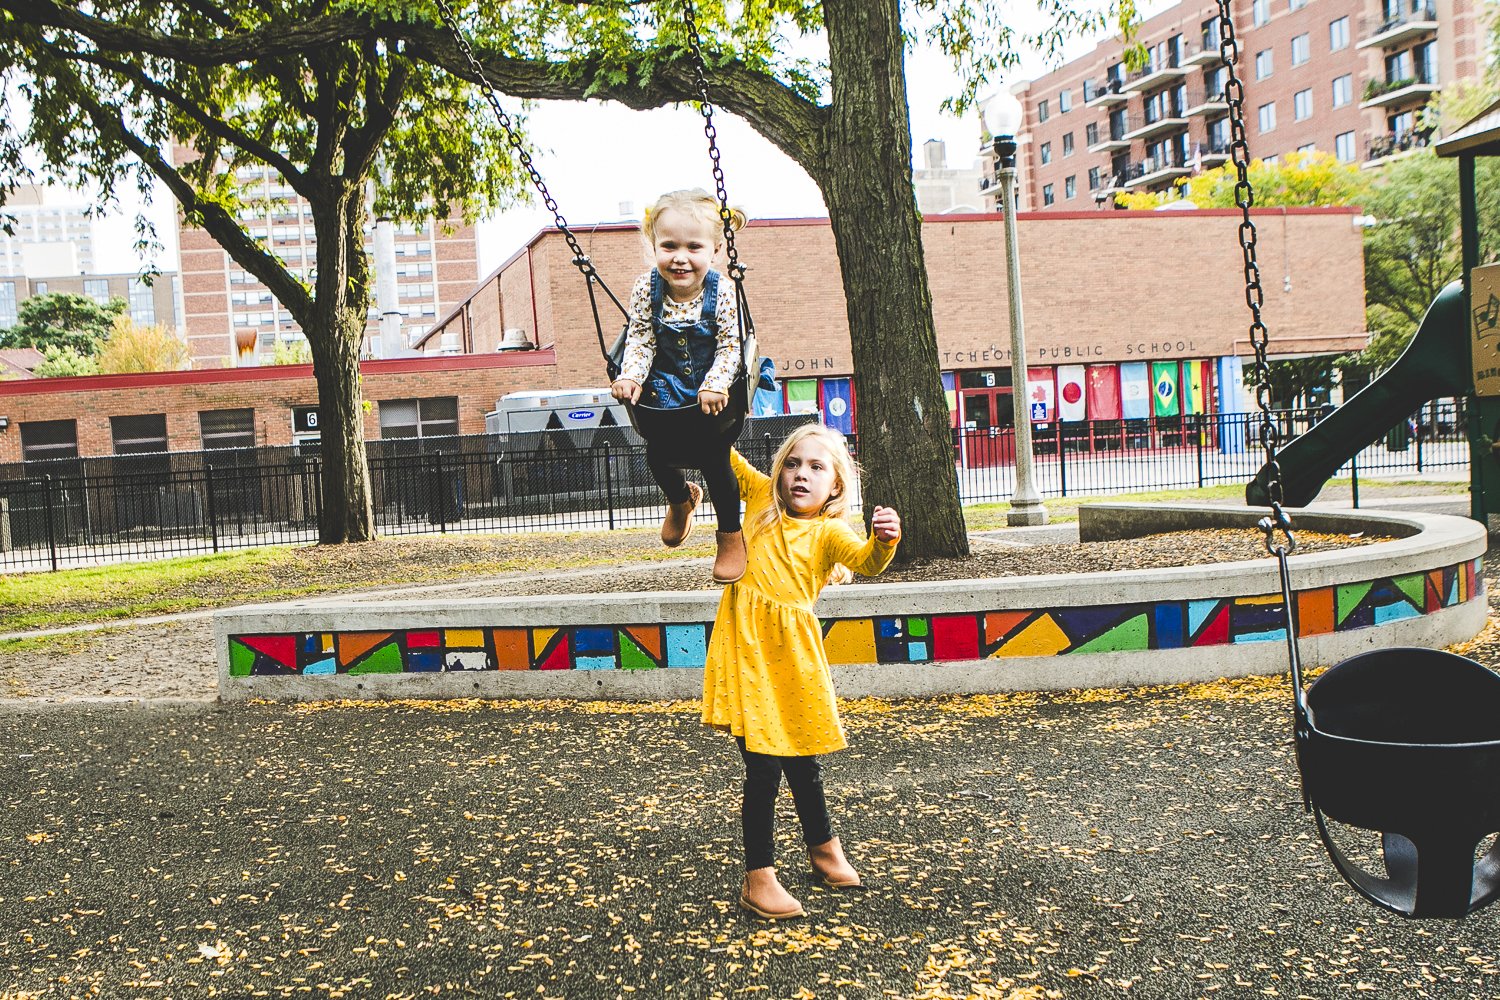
[1459,155,1488,522]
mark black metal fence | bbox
[0,404,1467,573]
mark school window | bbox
[1064,175,1077,199]
[20,419,79,463]
[1255,49,1273,80]
[1335,130,1356,163]
[1039,142,1052,165]
[1042,184,1055,206]
[1059,89,1072,113]
[1252,0,1270,26]
[1332,74,1353,108]
[1259,102,1277,133]
[128,278,155,325]
[1037,99,1050,123]
[1088,166,1102,190]
[1294,89,1313,121]
[111,413,168,455]
[199,408,256,451]
[83,278,111,303]
[1291,33,1310,66]
[378,397,459,440]
[1329,16,1350,51]
[1085,122,1099,146]
[1062,132,1074,156]
[0,281,15,328]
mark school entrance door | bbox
[958,386,1016,469]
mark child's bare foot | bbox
[739,867,804,919]
[661,482,703,547]
[712,530,747,584]
[808,836,862,888]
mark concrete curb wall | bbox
[214,505,1488,702]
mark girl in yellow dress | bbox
[701,423,902,920]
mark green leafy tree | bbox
[96,314,191,373]
[272,338,314,366]
[0,292,124,354]
[1113,152,1369,210]
[1,0,527,543]
[33,343,101,377]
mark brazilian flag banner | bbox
[1152,361,1180,417]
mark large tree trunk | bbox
[821,0,968,561]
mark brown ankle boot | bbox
[712,530,747,584]
[661,482,702,547]
[808,836,862,888]
[739,867,804,920]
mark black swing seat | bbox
[627,370,750,469]
[1299,647,1500,919]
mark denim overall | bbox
[643,269,723,409]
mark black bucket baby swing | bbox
[1210,0,1500,920]
[434,0,761,469]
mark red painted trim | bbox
[0,348,557,398]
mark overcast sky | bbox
[79,18,1122,277]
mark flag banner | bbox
[1120,362,1150,419]
[786,378,818,415]
[1152,361,1180,417]
[1086,365,1121,420]
[1026,367,1055,423]
[821,377,854,433]
[1057,365,1086,421]
[1184,360,1206,415]
[942,371,959,426]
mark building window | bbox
[1085,122,1099,146]
[1259,102,1277,133]
[1255,49,1273,80]
[34,281,48,295]
[128,278,155,325]
[20,419,79,463]
[1335,130,1356,163]
[83,278,111,303]
[1039,141,1052,165]
[1062,132,1074,156]
[1294,89,1313,121]
[1201,17,1221,51]
[1252,0,1270,26]
[1037,99,1050,123]
[1205,66,1228,98]
[1414,40,1437,83]
[1386,50,1412,83]
[1289,0,1307,9]
[1064,175,1077,199]
[111,413,168,455]
[1042,184,1055,206]
[199,408,256,451]
[1389,109,1417,139]
[1329,16,1350,51]
[379,397,459,439]
[1332,74,1353,108]
[0,281,15,328]
[1297,143,1317,157]
[1291,33,1310,66]
[1208,117,1230,151]
[1088,166,1102,190]
[1059,89,1072,113]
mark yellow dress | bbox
[701,450,898,756]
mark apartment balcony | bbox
[1357,2,1438,50]
[1196,139,1232,167]
[1120,152,1192,188]
[1087,128,1132,153]
[1084,77,1128,108]
[1182,91,1228,117]
[1363,128,1435,166]
[1360,72,1440,109]
[1122,110,1189,142]
[1181,39,1224,67]
[1120,60,1190,94]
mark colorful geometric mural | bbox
[228,558,1483,677]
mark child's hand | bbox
[872,506,902,543]
[611,379,641,404]
[699,390,728,415]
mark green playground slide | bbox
[1246,281,1471,508]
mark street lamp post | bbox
[984,93,1048,526]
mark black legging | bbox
[647,441,741,533]
[737,738,834,871]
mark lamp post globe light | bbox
[982,92,1048,526]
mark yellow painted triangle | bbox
[994,614,1071,657]
[532,627,559,660]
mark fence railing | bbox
[0,405,1468,573]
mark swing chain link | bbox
[680,0,743,280]
[431,0,598,281]
[1216,0,1294,556]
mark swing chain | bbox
[431,0,598,281]
[680,0,743,281]
[1215,0,1294,556]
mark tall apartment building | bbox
[0,183,96,277]
[989,0,1489,211]
[174,153,479,368]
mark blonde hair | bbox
[752,424,861,585]
[641,188,747,248]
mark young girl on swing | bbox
[701,423,903,919]
[610,189,749,584]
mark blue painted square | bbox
[876,617,905,638]
[408,649,443,672]
[574,628,615,655]
[1155,603,1185,649]
[304,656,336,676]
[908,641,930,661]
[301,634,320,653]
[576,655,616,671]
[665,624,707,668]
[875,638,909,663]
[1374,603,1421,625]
